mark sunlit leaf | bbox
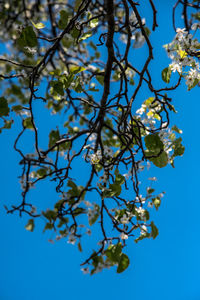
[80,31,92,41]
[25,219,35,232]
[90,18,99,28]
[31,20,45,29]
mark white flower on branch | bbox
[120,232,129,240]
[67,234,76,245]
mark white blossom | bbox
[90,150,102,164]
[148,201,153,208]
[164,27,200,88]
[84,200,92,207]
[30,206,37,214]
[120,232,129,240]
[120,215,130,224]
[81,267,90,274]
[191,23,199,31]
[99,173,108,183]
[148,177,157,181]
[141,225,147,235]
[170,62,182,73]
[89,133,97,141]
[67,234,76,245]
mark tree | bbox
[0,0,200,274]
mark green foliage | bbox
[31,21,45,30]
[104,243,130,273]
[23,117,33,130]
[150,151,168,168]
[25,219,35,232]
[162,67,172,83]
[48,130,60,148]
[151,221,159,239]
[117,254,130,273]
[145,134,164,155]
[0,97,9,117]
[17,26,37,48]
[58,10,69,29]
[145,134,168,167]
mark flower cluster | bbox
[164,27,200,89]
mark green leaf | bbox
[151,221,159,239]
[90,18,99,28]
[91,253,104,274]
[57,217,69,228]
[80,31,92,41]
[162,67,172,83]
[147,188,155,194]
[89,204,100,226]
[89,41,97,50]
[43,223,54,232]
[105,243,122,264]
[150,151,168,168]
[144,26,151,36]
[103,183,121,198]
[51,81,64,96]
[89,214,99,226]
[67,179,78,190]
[74,0,82,11]
[48,129,60,148]
[73,207,86,216]
[31,20,45,29]
[18,26,37,48]
[173,137,185,157]
[144,97,154,107]
[167,103,177,113]
[42,209,57,221]
[135,232,151,243]
[172,125,182,134]
[23,117,33,130]
[114,169,125,185]
[117,254,130,273]
[188,78,199,91]
[96,75,104,86]
[54,200,65,210]
[25,219,35,232]
[12,105,23,113]
[145,134,163,155]
[58,10,69,29]
[71,27,80,39]
[0,97,9,117]
[73,77,83,93]
[69,65,86,74]
[153,197,161,210]
[36,168,47,178]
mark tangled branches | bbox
[0,0,199,274]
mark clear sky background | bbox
[1,1,200,300]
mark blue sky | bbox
[1,1,200,300]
